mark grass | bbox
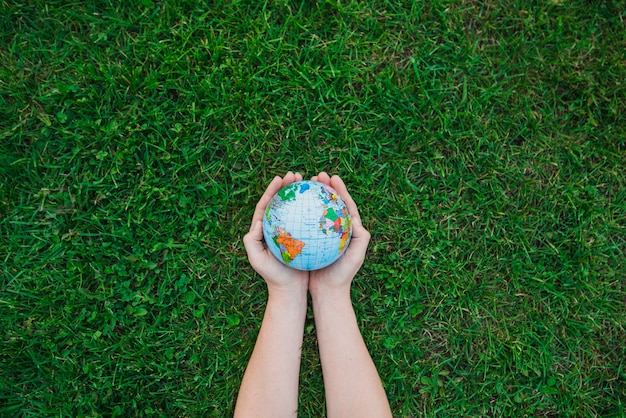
[1,0,625,416]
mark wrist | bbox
[268,283,309,307]
[309,283,351,305]
[310,286,356,328]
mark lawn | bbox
[1,0,625,416]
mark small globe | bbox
[262,180,352,271]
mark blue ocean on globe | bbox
[262,180,352,271]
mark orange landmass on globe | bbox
[274,229,305,263]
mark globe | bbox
[262,180,353,271]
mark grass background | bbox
[1,0,625,416]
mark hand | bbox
[309,172,370,296]
[243,172,309,296]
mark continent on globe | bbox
[319,207,352,252]
[277,182,299,202]
[272,228,305,264]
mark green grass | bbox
[1,0,625,416]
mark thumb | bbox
[344,221,370,265]
[243,220,266,257]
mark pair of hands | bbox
[243,172,371,298]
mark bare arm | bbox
[234,172,309,418]
[234,284,308,418]
[309,173,392,418]
[310,287,391,418]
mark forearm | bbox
[311,288,392,418]
[234,288,308,418]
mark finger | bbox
[243,220,265,254]
[294,172,303,182]
[346,223,370,260]
[316,171,331,185]
[251,175,284,226]
[311,175,318,182]
[329,175,363,228]
[282,171,295,187]
[243,220,269,269]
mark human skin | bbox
[234,171,307,418]
[309,172,392,418]
[234,171,392,418]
